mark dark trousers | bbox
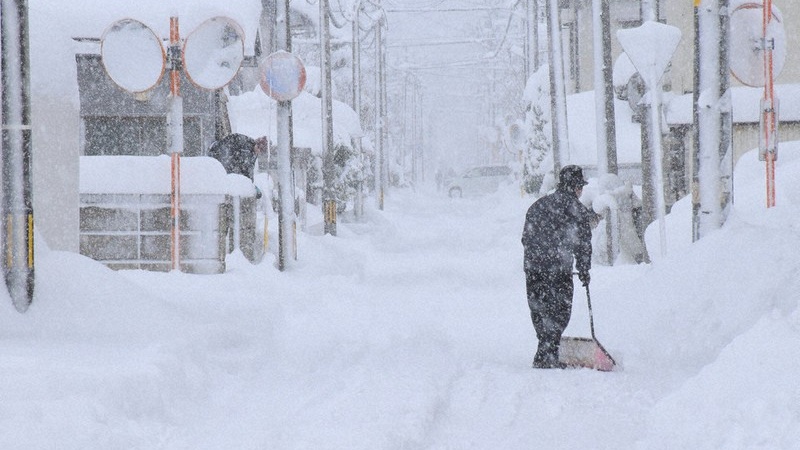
[525,270,574,365]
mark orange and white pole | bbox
[169,17,183,269]
[763,0,776,207]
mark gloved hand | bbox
[578,270,590,286]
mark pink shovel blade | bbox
[559,337,616,371]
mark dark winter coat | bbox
[208,133,257,180]
[521,187,593,276]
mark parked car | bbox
[447,165,514,198]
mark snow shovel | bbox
[559,284,616,371]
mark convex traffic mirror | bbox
[101,16,245,93]
[101,18,165,93]
[183,16,245,90]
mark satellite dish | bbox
[101,19,165,93]
[730,3,787,87]
[183,16,245,90]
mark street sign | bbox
[260,51,307,102]
[183,16,245,90]
[729,2,786,87]
[617,20,682,259]
[101,19,165,93]
[617,21,682,89]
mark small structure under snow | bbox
[79,156,260,273]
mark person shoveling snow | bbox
[521,165,615,370]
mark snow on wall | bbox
[665,84,800,125]
[79,155,253,196]
[226,87,364,156]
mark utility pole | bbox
[401,73,408,180]
[639,2,656,254]
[320,0,336,235]
[592,0,618,265]
[381,33,389,188]
[692,0,732,241]
[546,0,569,173]
[593,0,617,176]
[376,17,386,210]
[261,0,278,55]
[411,79,422,186]
[524,0,538,79]
[410,78,417,187]
[720,0,732,216]
[532,1,539,72]
[275,0,296,269]
[351,2,365,219]
[1,0,35,311]
[417,87,425,184]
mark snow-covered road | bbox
[2,152,799,448]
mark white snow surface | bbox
[79,155,255,196]
[227,88,364,155]
[2,141,799,448]
[666,83,800,125]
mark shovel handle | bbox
[572,273,598,340]
[586,284,597,340]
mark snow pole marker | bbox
[762,0,777,208]
[168,16,183,271]
[729,2,785,208]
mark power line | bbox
[395,57,503,70]
[386,7,512,13]
[388,36,523,48]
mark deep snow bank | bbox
[634,144,800,448]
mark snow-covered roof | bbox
[79,155,254,196]
[226,86,365,156]
[665,84,800,125]
[36,0,262,53]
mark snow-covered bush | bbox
[307,143,368,212]
[521,65,553,195]
[522,104,549,194]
